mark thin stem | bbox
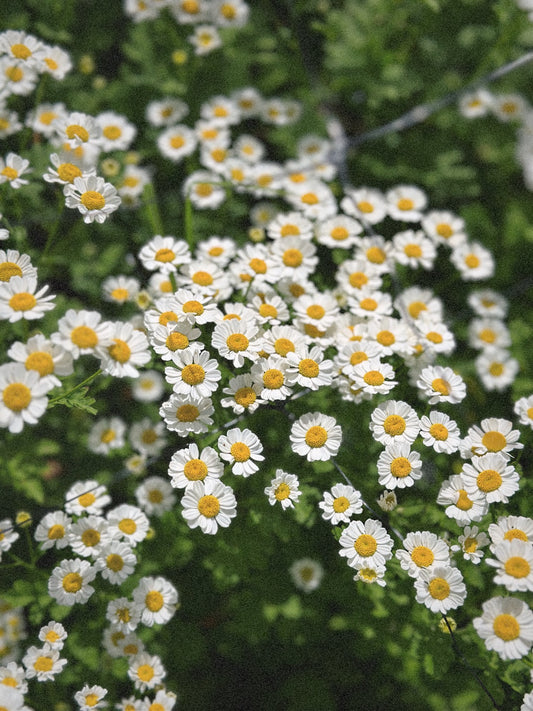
[48,368,103,407]
[184,194,193,251]
[142,181,164,235]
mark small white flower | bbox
[64,174,121,223]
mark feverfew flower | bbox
[38,621,67,649]
[289,558,324,593]
[419,411,461,454]
[0,275,55,322]
[414,566,467,614]
[64,175,121,223]
[218,428,264,477]
[87,416,126,454]
[165,348,221,398]
[74,684,108,710]
[461,453,520,505]
[369,400,420,447]
[416,365,466,405]
[159,393,214,436]
[106,504,149,546]
[22,644,67,681]
[473,596,533,660]
[47,558,96,606]
[376,444,423,489]
[64,480,111,516]
[97,321,151,378]
[128,653,166,692]
[168,442,223,489]
[0,363,55,434]
[488,516,533,549]
[318,484,363,525]
[139,235,191,274]
[265,470,301,510]
[437,474,489,526]
[132,576,179,626]
[396,531,451,578]
[514,394,533,429]
[181,479,237,534]
[0,153,30,188]
[486,540,533,592]
[451,525,489,564]
[290,412,342,462]
[462,417,523,459]
[338,519,394,570]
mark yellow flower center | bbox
[306,304,325,320]
[145,590,164,611]
[66,124,89,142]
[429,423,448,441]
[348,272,368,289]
[62,572,83,593]
[103,125,122,140]
[436,223,453,238]
[148,489,163,503]
[24,351,54,377]
[274,483,290,500]
[9,292,36,311]
[481,431,506,452]
[141,429,158,444]
[198,494,220,518]
[357,200,374,213]
[280,224,300,237]
[431,378,450,396]
[359,298,377,311]
[299,359,319,378]
[176,404,199,422]
[390,456,412,478]
[234,387,256,407]
[208,246,224,257]
[397,198,414,211]
[44,57,58,71]
[290,283,305,298]
[332,496,350,513]
[249,258,267,274]
[137,664,155,682]
[404,244,422,258]
[226,333,249,352]
[111,287,129,301]
[108,338,131,363]
[46,630,60,643]
[383,415,406,436]
[366,247,386,264]
[411,546,434,567]
[85,694,100,707]
[155,248,176,264]
[48,524,65,540]
[183,459,208,481]
[301,192,319,205]
[456,489,473,511]
[80,191,105,210]
[354,534,377,557]
[6,66,23,82]
[428,577,450,600]
[118,518,137,535]
[305,425,328,448]
[3,383,31,412]
[363,370,385,387]
[283,249,303,267]
[107,554,124,572]
[328,226,348,241]
[195,183,213,197]
[489,363,504,376]
[166,332,189,350]
[210,147,227,161]
[181,363,206,385]
[478,328,495,344]
[33,656,53,672]
[100,429,115,444]
[426,331,443,344]
[504,557,530,578]
[192,270,213,286]
[221,2,237,18]
[78,492,96,507]
[376,330,395,346]
[158,311,178,326]
[408,301,427,318]
[464,254,480,269]
[463,536,478,553]
[493,614,520,641]
[504,529,528,542]
[170,136,185,149]
[476,469,502,493]
[259,303,278,318]
[81,529,100,547]
[263,368,284,389]
[230,442,251,462]
[274,338,295,356]
[71,325,98,349]
[11,43,32,59]
[0,262,23,281]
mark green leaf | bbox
[48,386,97,416]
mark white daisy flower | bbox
[128,652,166,692]
[318,483,363,525]
[38,621,67,650]
[290,412,342,462]
[168,442,223,489]
[436,474,489,526]
[366,316,411,357]
[132,576,179,626]
[339,519,394,570]
[462,453,520,505]
[396,531,450,579]
[211,317,262,367]
[135,476,177,517]
[265,470,301,510]
[270,236,318,280]
[461,417,523,459]
[421,210,467,248]
[97,321,151,378]
[195,235,237,267]
[392,229,436,269]
[415,317,456,355]
[377,444,423,489]
[181,479,237,534]
[95,540,136,585]
[157,124,197,162]
[33,511,71,552]
[64,174,121,223]
[159,393,214,436]
[0,153,30,189]
[0,518,19,561]
[475,349,519,391]
[353,566,387,587]
[486,540,533,592]
[293,291,340,331]
[221,374,264,414]
[53,309,113,358]
[285,345,334,390]
[467,289,508,319]
[285,179,337,219]
[289,558,324,593]
[419,411,461,454]
[348,288,394,319]
[369,400,420,447]
[171,287,221,325]
[40,44,72,79]
[96,111,137,152]
[0,57,38,96]
[468,318,511,351]
[414,566,466,614]
[335,257,383,298]
[64,480,111,516]
[0,275,55,322]
[74,684,108,710]
[145,98,188,127]
[8,333,73,387]
[87,417,126,455]
[53,111,101,148]
[102,275,140,305]
[386,184,427,222]
[107,504,149,546]
[451,242,495,281]
[340,186,388,225]
[165,348,221,398]
[266,211,313,241]
[315,214,362,250]
[0,30,44,66]
[488,516,533,549]
[22,644,67,682]
[249,291,290,325]
[394,286,443,322]
[129,418,167,456]
[47,558,96,606]
[68,515,112,558]
[0,363,55,433]
[416,365,466,405]
[260,325,306,359]
[0,249,37,283]
[251,354,294,402]
[132,369,165,403]
[473,596,533,660]
[218,428,264,477]
[350,358,397,395]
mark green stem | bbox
[184,194,193,251]
[41,192,65,262]
[48,368,103,407]
[142,181,164,235]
